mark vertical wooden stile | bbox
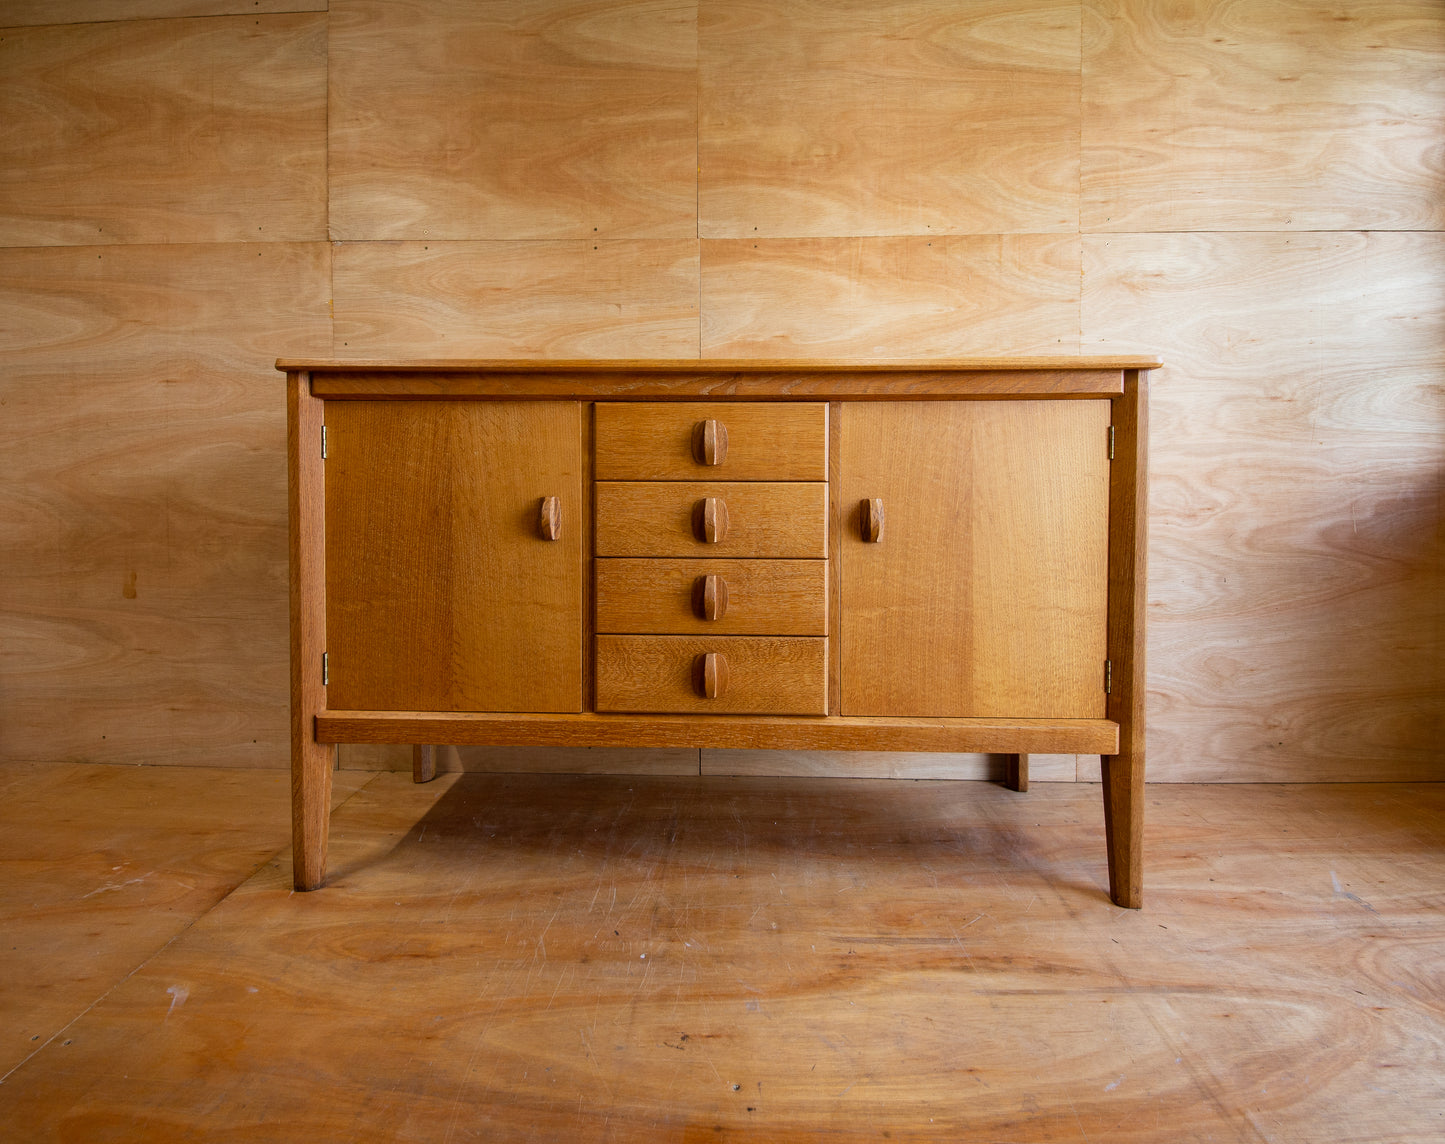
[288,370,334,890]
[1103,369,1149,908]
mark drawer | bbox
[595,635,827,714]
[596,558,827,635]
[595,482,827,558]
[595,402,827,481]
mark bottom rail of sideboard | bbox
[315,711,1119,755]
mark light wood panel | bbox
[595,481,829,558]
[324,400,585,713]
[699,0,1080,236]
[0,243,331,768]
[3,773,1442,1140]
[595,401,828,481]
[0,762,370,1078]
[597,634,827,714]
[840,401,1112,718]
[1084,232,1445,781]
[0,1,325,22]
[1082,0,1445,231]
[329,0,697,240]
[701,236,1081,357]
[597,558,828,635]
[330,239,700,359]
[0,14,326,246]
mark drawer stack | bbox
[593,402,829,714]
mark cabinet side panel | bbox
[325,401,583,712]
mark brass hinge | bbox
[322,652,329,686]
[1108,425,1115,461]
[321,424,328,459]
[1104,659,1113,694]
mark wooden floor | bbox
[1,764,1441,1142]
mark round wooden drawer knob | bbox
[693,497,730,544]
[692,419,728,466]
[692,574,729,621]
[695,651,729,699]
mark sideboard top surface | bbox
[278,356,1162,373]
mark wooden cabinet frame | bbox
[283,359,1157,907]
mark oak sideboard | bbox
[281,358,1156,907]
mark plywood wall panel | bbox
[0,243,331,768]
[1083,0,1445,231]
[700,0,1080,237]
[0,15,326,247]
[1084,232,1444,781]
[329,0,697,241]
[702,236,1080,357]
[331,239,700,358]
[0,1,325,25]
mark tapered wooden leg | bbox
[1101,751,1143,908]
[292,737,335,890]
[1104,369,1149,909]
[1004,753,1029,792]
[413,744,437,783]
[288,368,332,891]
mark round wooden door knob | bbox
[692,419,728,466]
[695,651,730,699]
[693,497,730,543]
[692,574,729,621]
[861,497,884,542]
[538,496,562,540]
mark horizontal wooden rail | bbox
[316,712,1120,755]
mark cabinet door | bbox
[324,401,583,712]
[840,401,1110,718]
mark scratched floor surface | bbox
[1,769,1441,1142]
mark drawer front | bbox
[596,558,827,635]
[595,635,827,714]
[595,402,827,481]
[595,482,828,558]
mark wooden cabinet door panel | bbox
[840,401,1110,718]
[324,401,583,712]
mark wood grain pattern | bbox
[1083,0,1445,231]
[330,239,700,359]
[317,711,1120,754]
[0,15,326,246]
[310,367,1128,400]
[329,0,697,240]
[338,743,703,775]
[0,0,325,22]
[0,243,330,769]
[6,774,1442,1141]
[0,762,371,1078]
[840,400,1112,718]
[595,401,828,480]
[699,0,1080,236]
[595,481,828,558]
[596,635,827,714]
[702,236,1082,357]
[324,400,584,713]
[703,750,1080,781]
[597,558,827,636]
[1084,232,1445,781]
